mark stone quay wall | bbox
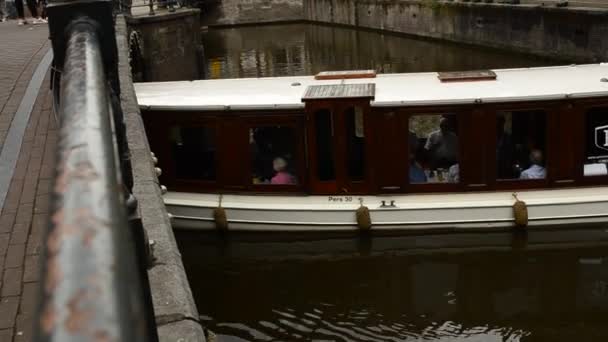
[201,0,608,62]
[128,9,204,82]
[116,15,207,341]
[303,0,608,62]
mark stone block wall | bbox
[128,10,204,82]
[303,0,608,62]
[201,0,304,26]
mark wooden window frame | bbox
[576,99,608,186]
[369,107,408,194]
[142,109,307,194]
[141,96,608,196]
[401,106,469,193]
[305,99,375,195]
[486,102,556,191]
[244,115,308,193]
[142,110,220,192]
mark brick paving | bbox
[0,21,54,342]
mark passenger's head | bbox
[273,157,287,172]
[530,149,543,165]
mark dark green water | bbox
[177,231,608,342]
[201,23,559,79]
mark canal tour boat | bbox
[135,64,608,232]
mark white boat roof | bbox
[135,63,608,111]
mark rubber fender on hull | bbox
[214,194,228,231]
[356,205,372,231]
[512,193,528,228]
[214,207,228,231]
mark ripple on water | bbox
[257,320,285,334]
[216,323,273,341]
[271,309,297,319]
[205,304,538,342]
[278,318,314,333]
[182,235,608,342]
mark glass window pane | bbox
[496,110,546,180]
[170,125,216,181]
[315,109,335,181]
[250,126,298,185]
[345,106,365,181]
[584,107,608,177]
[409,114,459,184]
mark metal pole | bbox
[34,20,152,342]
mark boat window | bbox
[496,110,547,180]
[169,125,216,181]
[345,106,365,181]
[584,107,608,177]
[250,126,298,185]
[315,109,335,181]
[408,113,459,184]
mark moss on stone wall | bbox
[420,0,441,11]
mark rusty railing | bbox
[34,0,158,340]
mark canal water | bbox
[177,23,595,342]
[177,232,608,342]
[201,23,559,80]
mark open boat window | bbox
[584,107,608,177]
[169,125,216,181]
[408,113,459,184]
[250,126,298,185]
[496,110,547,181]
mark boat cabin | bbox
[137,64,608,196]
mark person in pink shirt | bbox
[271,157,296,185]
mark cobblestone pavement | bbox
[0,21,53,342]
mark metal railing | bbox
[35,0,158,341]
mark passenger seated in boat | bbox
[448,164,459,183]
[271,157,296,185]
[520,149,546,180]
[409,152,427,184]
[425,118,459,169]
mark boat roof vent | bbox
[315,70,377,80]
[303,84,375,101]
[438,70,497,82]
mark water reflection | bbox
[178,232,608,341]
[202,24,559,80]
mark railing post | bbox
[114,0,132,14]
[149,0,155,16]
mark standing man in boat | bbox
[424,117,459,169]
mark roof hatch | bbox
[438,70,497,82]
[302,84,375,101]
[315,70,377,80]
